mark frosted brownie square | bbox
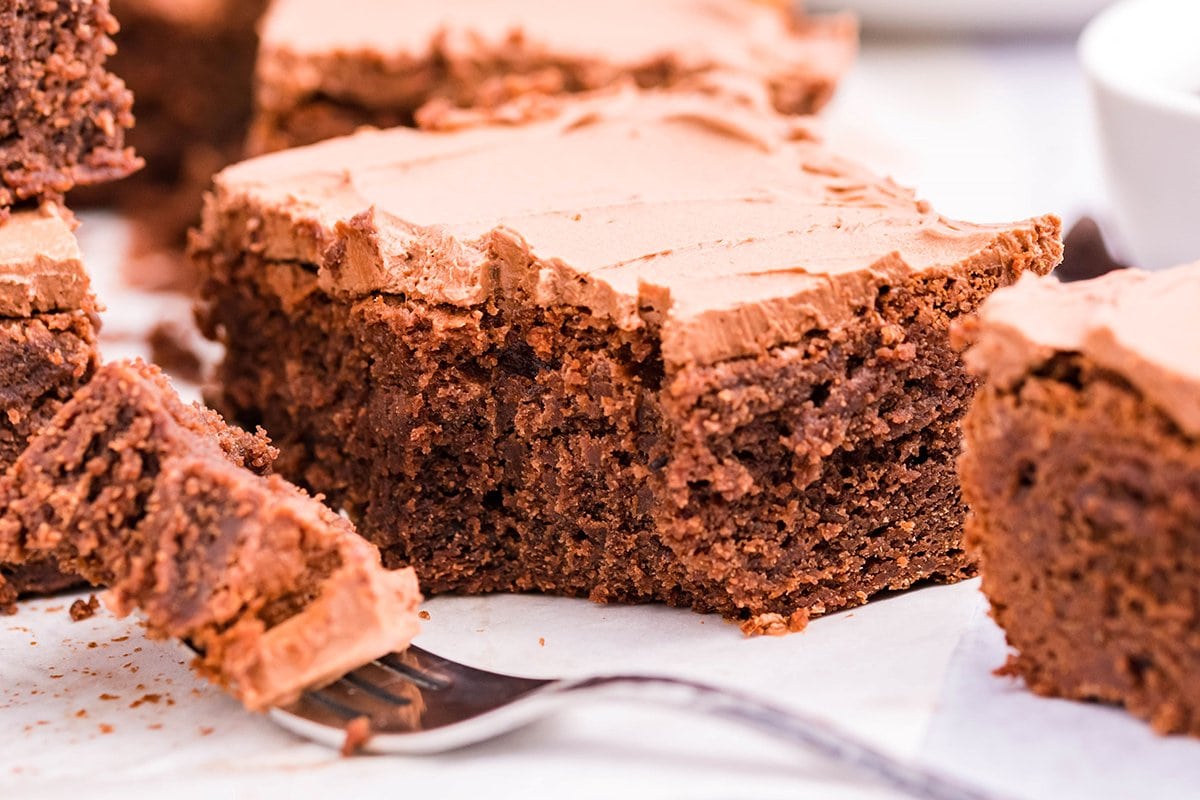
[0,0,140,213]
[247,0,857,153]
[0,360,421,709]
[194,93,1061,630]
[0,206,99,611]
[959,265,1200,735]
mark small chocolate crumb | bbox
[538,637,545,647]
[417,610,431,621]
[99,723,114,734]
[129,693,162,709]
[341,716,373,757]
[739,609,811,637]
[69,595,100,621]
[99,693,120,701]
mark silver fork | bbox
[269,645,1008,800]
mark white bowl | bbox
[808,0,1115,34]
[1080,0,1200,269]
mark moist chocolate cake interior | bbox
[0,0,140,212]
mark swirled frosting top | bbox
[207,91,1062,367]
[965,265,1200,436]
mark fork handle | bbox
[556,675,1007,800]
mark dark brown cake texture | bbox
[0,206,100,612]
[193,92,1062,630]
[75,0,269,290]
[959,264,1200,736]
[0,359,422,709]
[0,0,141,215]
[246,0,858,154]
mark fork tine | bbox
[304,685,365,721]
[377,651,452,690]
[341,670,417,706]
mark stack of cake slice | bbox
[0,207,100,609]
[0,0,139,609]
[194,90,1063,632]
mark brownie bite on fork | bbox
[0,360,422,708]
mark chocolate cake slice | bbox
[194,92,1062,629]
[959,265,1200,736]
[0,0,141,214]
[0,206,99,612]
[247,0,857,153]
[0,360,422,709]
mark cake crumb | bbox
[99,693,120,701]
[69,594,100,621]
[99,723,114,734]
[538,637,545,647]
[739,609,811,637]
[130,693,162,709]
[418,610,430,620]
[341,716,373,757]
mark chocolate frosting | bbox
[964,265,1200,436]
[257,0,857,111]
[206,91,1063,367]
[0,205,90,317]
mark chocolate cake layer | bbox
[960,265,1200,736]
[0,207,99,612]
[194,93,1061,627]
[0,360,421,709]
[248,0,857,153]
[0,0,140,214]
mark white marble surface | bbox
[3,34,1194,800]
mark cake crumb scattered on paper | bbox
[418,610,430,620]
[739,609,811,637]
[69,594,100,621]
[129,693,162,709]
